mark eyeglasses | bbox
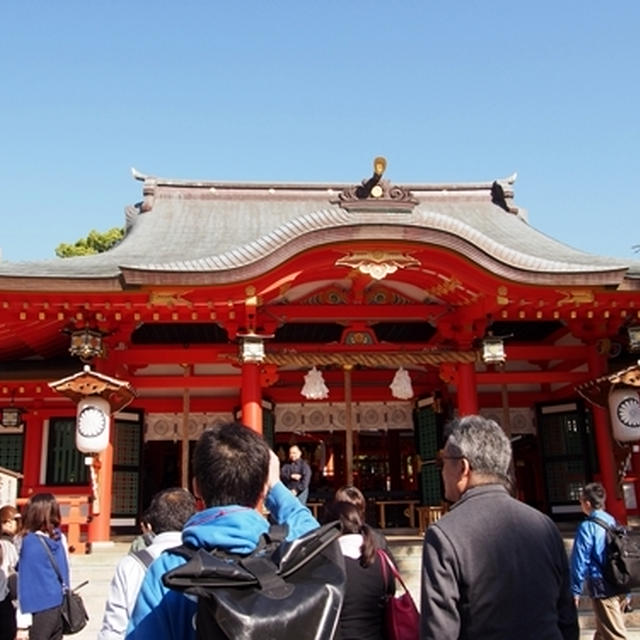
[435,455,465,470]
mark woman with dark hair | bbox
[17,493,70,640]
[324,500,394,640]
[333,485,394,559]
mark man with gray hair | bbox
[420,414,578,639]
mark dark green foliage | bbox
[56,227,124,257]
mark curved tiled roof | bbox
[0,173,638,290]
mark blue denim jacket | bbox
[570,510,619,598]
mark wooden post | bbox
[344,365,353,486]
[588,346,627,523]
[501,384,511,437]
[181,365,191,490]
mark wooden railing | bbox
[416,505,445,535]
[307,501,324,520]
[374,499,419,529]
[17,494,91,554]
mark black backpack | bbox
[591,517,640,593]
[162,520,346,640]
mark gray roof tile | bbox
[1,176,638,289]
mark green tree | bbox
[56,227,124,258]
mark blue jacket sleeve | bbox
[126,553,197,640]
[570,521,595,596]
[264,481,318,539]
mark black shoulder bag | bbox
[37,535,89,635]
[163,520,346,640]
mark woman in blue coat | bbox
[18,494,70,640]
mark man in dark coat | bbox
[280,444,311,504]
[420,415,579,640]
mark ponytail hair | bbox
[324,500,377,567]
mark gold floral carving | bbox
[335,251,420,281]
[556,290,595,306]
[148,291,191,307]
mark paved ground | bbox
[68,535,640,640]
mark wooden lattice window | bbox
[46,418,89,486]
[0,433,23,471]
[414,399,443,506]
[111,412,143,524]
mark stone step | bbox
[67,541,132,640]
[65,531,640,639]
[387,534,640,635]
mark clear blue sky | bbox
[1,2,638,262]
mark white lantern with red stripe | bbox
[609,387,640,443]
[76,395,111,452]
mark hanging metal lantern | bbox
[69,328,105,362]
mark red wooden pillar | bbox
[87,438,114,543]
[588,346,627,523]
[21,411,44,493]
[630,447,640,515]
[87,357,118,544]
[457,361,479,416]
[241,361,262,434]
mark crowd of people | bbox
[0,415,634,639]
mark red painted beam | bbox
[505,345,586,360]
[131,375,241,389]
[476,371,589,385]
[266,304,445,322]
[119,345,237,366]
[131,397,238,413]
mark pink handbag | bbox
[377,549,420,640]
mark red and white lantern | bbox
[76,395,111,452]
[609,387,640,443]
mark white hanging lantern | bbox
[76,395,111,453]
[390,367,414,400]
[609,387,640,443]
[301,366,329,400]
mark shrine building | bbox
[1,159,640,546]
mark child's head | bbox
[0,504,20,537]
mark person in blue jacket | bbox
[570,482,627,639]
[126,421,319,640]
[18,493,71,640]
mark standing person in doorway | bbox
[570,482,628,640]
[421,414,578,640]
[280,444,311,504]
